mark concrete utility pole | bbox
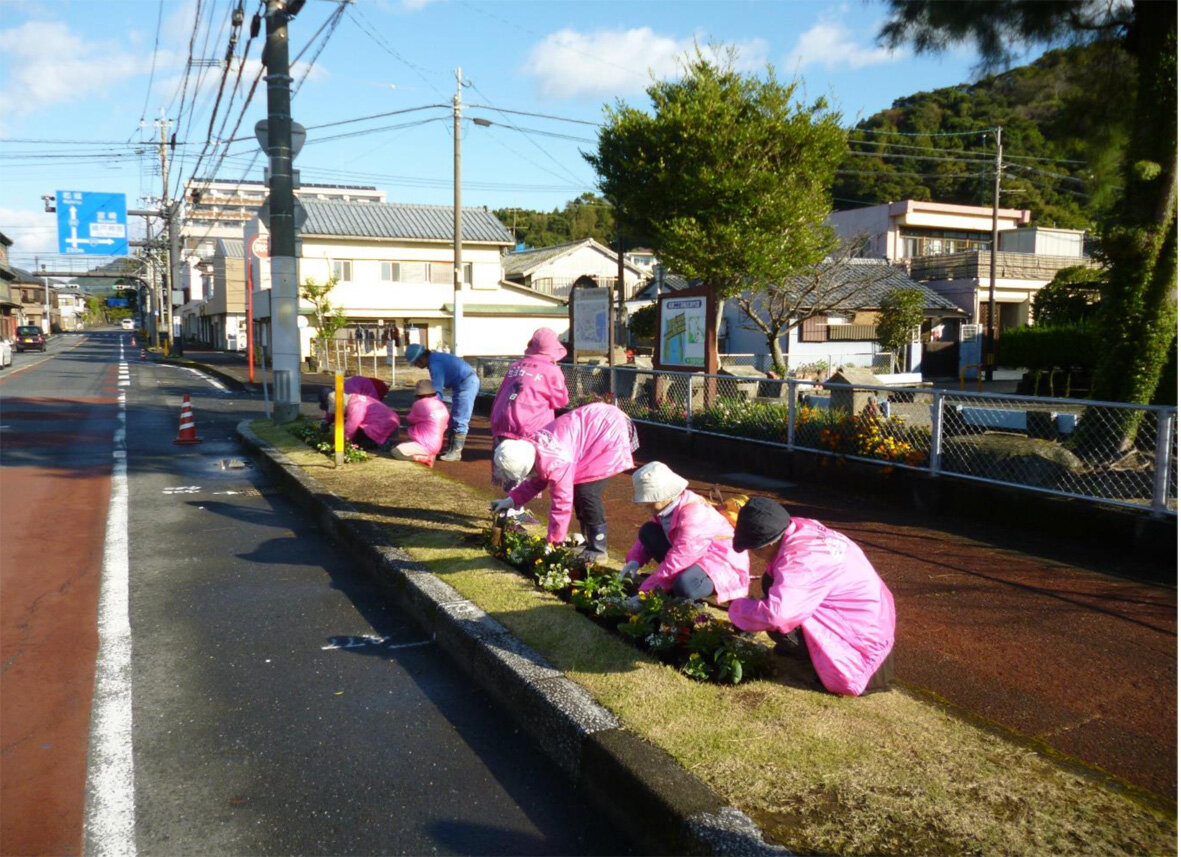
[156,117,180,352]
[264,0,301,422]
[986,126,1002,382]
[452,66,464,357]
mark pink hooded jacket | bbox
[343,393,400,446]
[405,395,449,456]
[626,490,750,603]
[728,518,896,697]
[489,328,570,440]
[322,376,390,421]
[508,403,637,543]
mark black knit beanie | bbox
[732,496,791,552]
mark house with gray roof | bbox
[501,237,645,301]
[721,258,966,374]
[246,199,567,359]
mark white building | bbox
[501,238,645,301]
[247,199,568,360]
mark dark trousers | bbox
[637,521,714,600]
[573,479,608,531]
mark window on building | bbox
[799,316,827,342]
[900,229,991,258]
[332,260,352,282]
[429,262,452,285]
[380,262,399,282]
[399,262,428,283]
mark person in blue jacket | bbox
[404,343,479,461]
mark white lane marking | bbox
[320,637,433,652]
[162,486,201,494]
[84,364,137,857]
[176,366,228,393]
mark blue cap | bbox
[404,344,425,363]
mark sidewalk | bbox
[179,349,1177,801]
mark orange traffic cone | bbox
[140,349,147,360]
[173,394,203,445]
[131,336,137,347]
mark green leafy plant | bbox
[288,419,368,464]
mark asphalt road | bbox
[1,331,630,856]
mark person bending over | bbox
[391,379,450,466]
[404,343,479,462]
[326,391,400,452]
[490,403,636,563]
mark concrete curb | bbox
[235,419,789,856]
[159,356,250,392]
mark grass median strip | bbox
[254,419,1176,856]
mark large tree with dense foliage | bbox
[584,51,847,372]
[494,193,616,249]
[880,0,1177,454]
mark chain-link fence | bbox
[473,358,1178,516]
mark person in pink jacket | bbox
[318,375,389,419]
[727,496,896,696]
[619,462,750,603]
[327,391,400,451]
[489,402,638,561]
[489,328,570,447]
[392,379,450,466]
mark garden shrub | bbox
[485,521,767,684]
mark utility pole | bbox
[986,126,1002,383]
[156,116,179,353]
[264,0,301,422]
[452,66,464,357]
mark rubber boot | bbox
[439,431,467,462]
[579,523,608,565]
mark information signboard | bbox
[55,191,128,256]
[572,287,610,352]
[659,295,706,367]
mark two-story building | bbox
[247,199,568,360]
[501,238,645,301]
[828,199,1097,332]
[52,286,87,331]
[0,233,22,340]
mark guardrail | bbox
[475,357,1178,517]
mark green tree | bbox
[300,276,347,360]
[876,288,927,372]
[880,0,1177,455]
[628,303,659,342]
[585,49,847,372]
[1032,265,1103,325]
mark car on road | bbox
[0,338,11,369]
[121,318,135,330]
[15,325,46,352]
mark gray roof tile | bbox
[300,199,513,244]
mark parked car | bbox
[15,325,46,352]
[0,338,11,369]
[121,318,135,330]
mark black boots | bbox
[580,523,608,563]
[439,431,467,462]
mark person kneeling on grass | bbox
[489,402,637,563]
[391,379,450,466]
[326,391,400,452]
[318,375,390,418]
[727,496,896,696]
[619,462,750,603]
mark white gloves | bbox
[489,498,515,514]
[618,561,641,581]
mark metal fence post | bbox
[786,379,797,449]
[609,365,617,399]
[1151,409,1174,515]
[686,374,695,430]
[929,391,944,475]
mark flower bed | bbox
[572,391,928,466]
[288,418,368,463]
[485,520,767,684]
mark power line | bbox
[131,0,166,140]
[469,119,595,145]
[846,150,994,166]
[347,6,449,100]
[850,126,999,138]
[467,104,601,128]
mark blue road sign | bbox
[56,190,128,256]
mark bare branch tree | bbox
[730,235,896,374]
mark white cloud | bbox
[0,208,59,257]
[786,20,897,71]
[400,0,443,10]
[0,20,157,116]
[523,28,768,100]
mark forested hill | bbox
[832,43,1135,230]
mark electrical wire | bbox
[467,104,601,128]
[130,0,166,141]
[849,126,999,138]
[347,6,449,100]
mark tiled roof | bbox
[9,266,43,285]
[300,199,513,244]
[781,258,961,311]
[217,238,244,258]
[632,272,696,301]
[502,239,594,277]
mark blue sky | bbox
[0,0,1033,267]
